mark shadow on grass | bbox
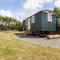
[14,32,46,38]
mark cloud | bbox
[55,0,60,7]
[0,10,13,17]
[0,10,21,21]
[23,0,53,11]
[18,0,53,20]
[0,0,54,21]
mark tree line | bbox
[0,16,23,31]
[53,7,60,28]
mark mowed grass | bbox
[0,31,60,60]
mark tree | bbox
[53,7,60,18]
[0,15,23,31]
[53,7,60,28]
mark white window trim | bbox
[28,18,30,30]
[31,15,35,23]
[48,13,52,22]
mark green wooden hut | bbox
[23,10,56,34]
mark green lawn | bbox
[0,31,60,60]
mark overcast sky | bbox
[0,0,59,21]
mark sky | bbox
[0,0,59,21]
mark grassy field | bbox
[0,31,60,60]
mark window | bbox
[31,15,35,23]
[48,13,52,22]
[28,18,30,30]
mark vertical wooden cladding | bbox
[40,11,56,31]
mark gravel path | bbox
[15,34,60,48]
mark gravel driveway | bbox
[15,33,60,48]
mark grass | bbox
[0,31,60,60]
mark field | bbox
[0,31,60,60]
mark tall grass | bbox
[0,31,60,60]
